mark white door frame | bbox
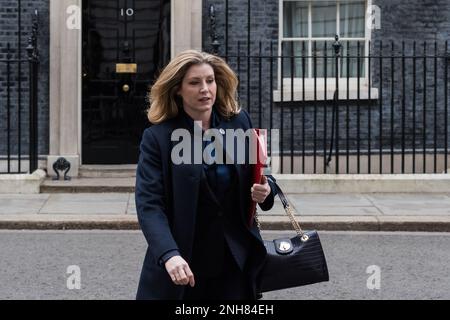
[48,0,202,177]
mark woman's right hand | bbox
[164,255,195,287]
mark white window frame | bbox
[275,0,378,101]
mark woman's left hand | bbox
[251,175,271,203]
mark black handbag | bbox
[257,176,329,293]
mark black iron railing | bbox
[208,2,449,174]
[212,41,450,174]
[0,8,39,174]
[218,39,449,174]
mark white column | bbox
[172,0,202,57]
[48,0,81,177]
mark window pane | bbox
[283,1,308,38]
[312,41,336,77]
[281,41,308,78]
[340,41,365,77]
[311,1,337,37]
[340,0,365,38]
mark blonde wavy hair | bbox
[147,50,240,124]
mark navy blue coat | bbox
[135,108,275,300]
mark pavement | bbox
[1,191,450,231]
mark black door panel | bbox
[82,0,170,164]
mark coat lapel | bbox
[169,114,202,261]
[215,116,252,226]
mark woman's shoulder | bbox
[142,118,177,144]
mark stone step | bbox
[79,165,137,178]
[40,177,135,193]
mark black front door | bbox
[82,0,170,164]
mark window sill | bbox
[273,87,379,102]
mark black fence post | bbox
[26,10,39,173]
[209,5,220,55]
[7,43,12,173]
[327,35,341,173]
[445,41,448,173]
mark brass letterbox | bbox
[116,63,137,73]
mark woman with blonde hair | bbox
[135,49,276,300]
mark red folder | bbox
[248,128,268,227]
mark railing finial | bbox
[333,34,341,57]
[26,10,39,62]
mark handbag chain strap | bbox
[255,175,304,237]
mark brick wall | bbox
[0,0,49,157]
